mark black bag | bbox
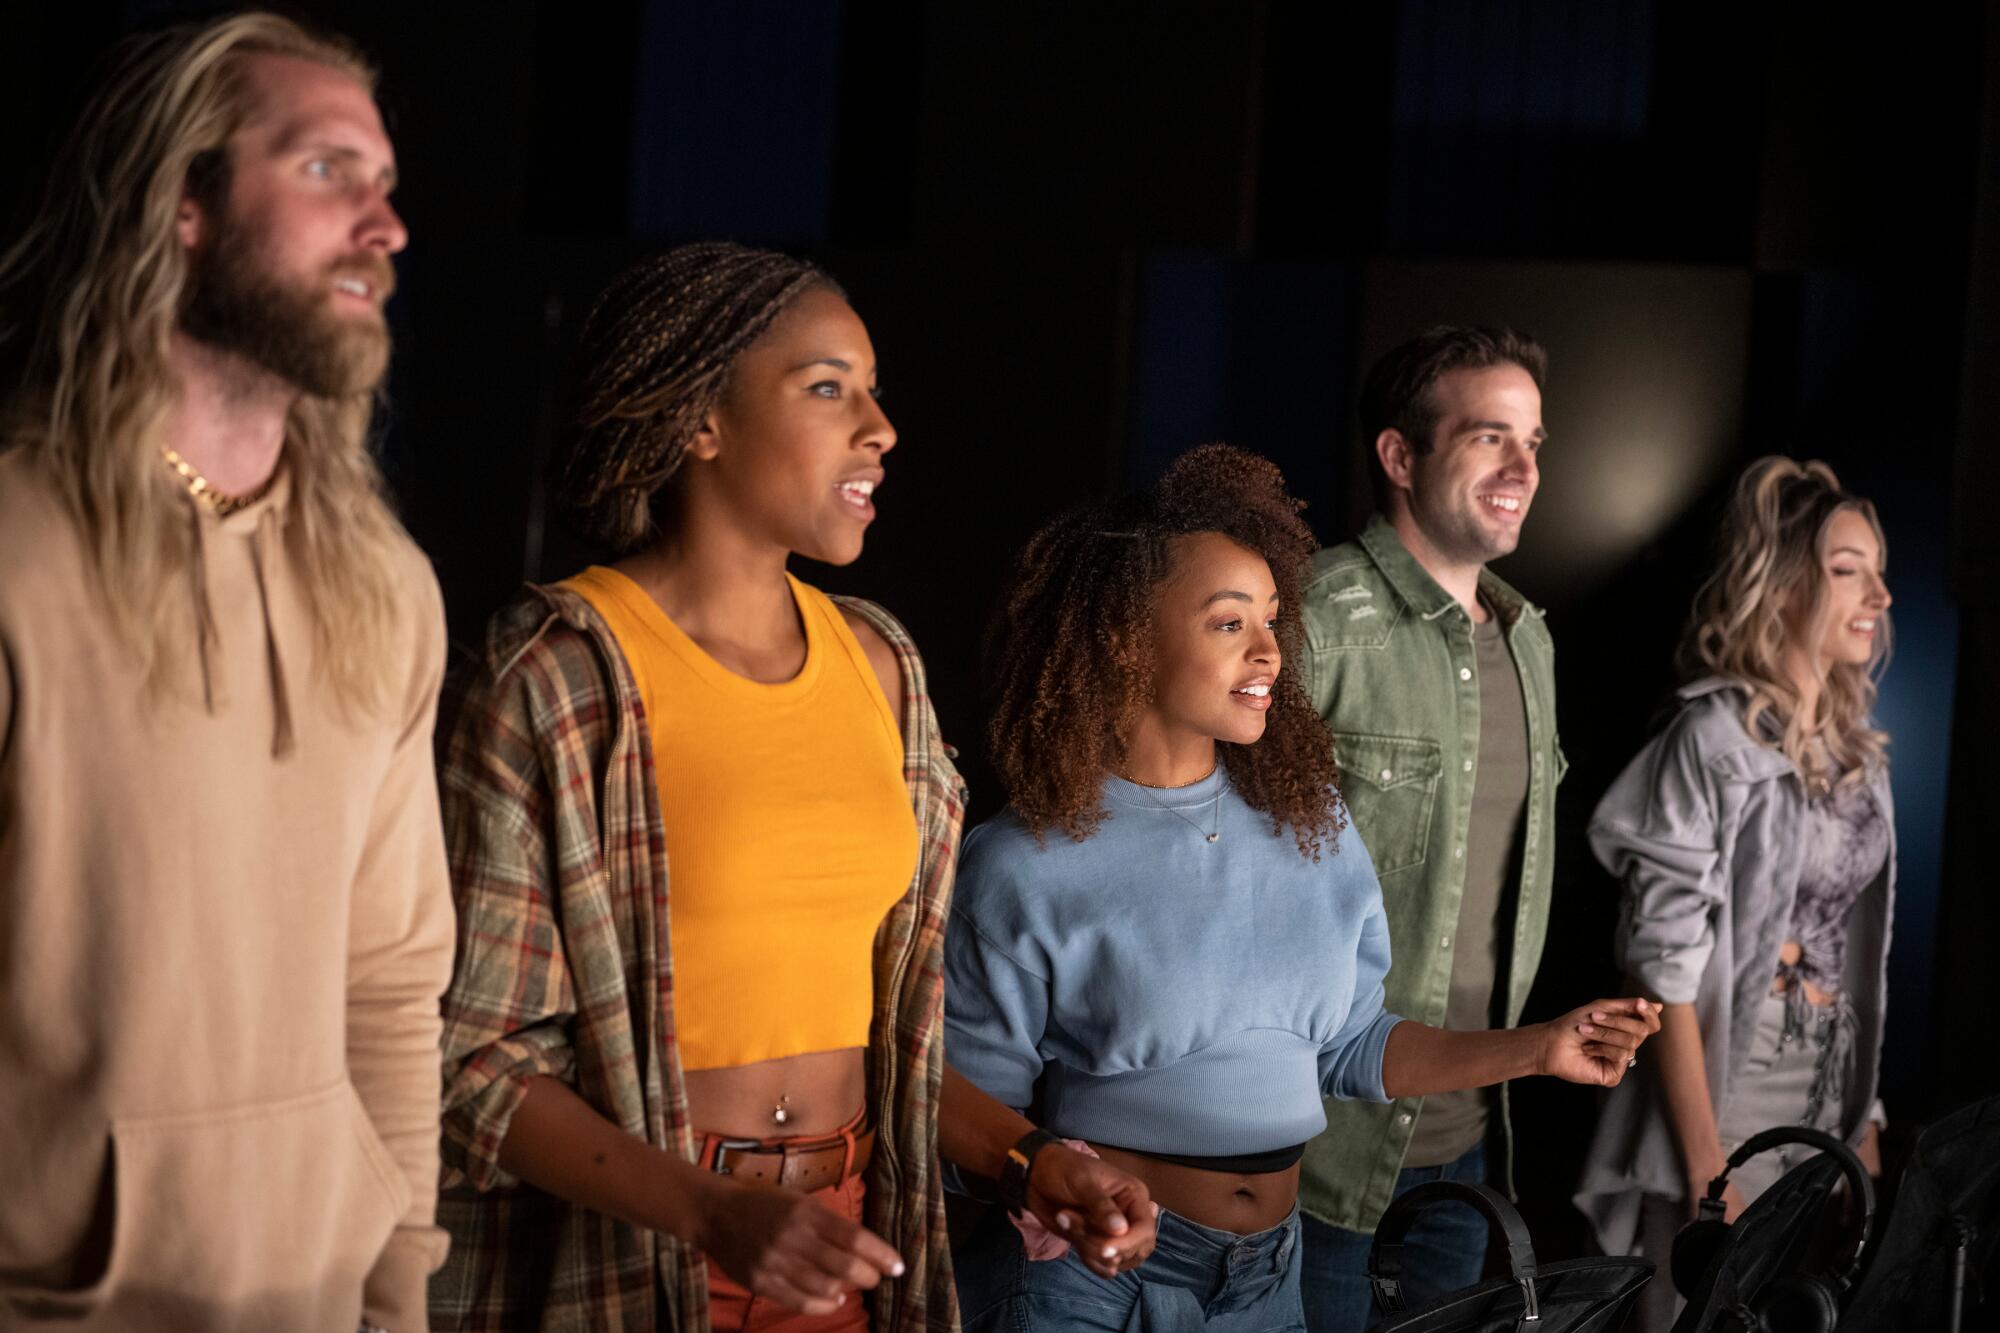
[1369,1180,1655,1332]
[1670,1126,1874,1333]
[1839,1094,2000,1333]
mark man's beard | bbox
[1410,470,1522,568]
[179,212,394,399]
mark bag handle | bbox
[1706,1125,1876,1291]
[1368,1179,1540,1320]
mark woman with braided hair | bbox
[946,445,1659,1331]
[433,243,1153,1332]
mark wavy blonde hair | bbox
[1679,456,1890,788]
[0,12,410,714]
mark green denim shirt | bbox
[1296,515,1564,1233]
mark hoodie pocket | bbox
[0,1146,117,1319]
[3,1081,407,1323]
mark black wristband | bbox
[998,1128,1063,1217]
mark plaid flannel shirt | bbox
[430,583,966,1331]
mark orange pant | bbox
[702,1119,872,1333]
[704,1173,870,1332]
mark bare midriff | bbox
[1089,1143,1300,1235]
[1769,939,1838,1007]
[684,1049,869,1141]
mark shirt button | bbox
[1379,768,1394,782]
[1454,846,1464,859]
[1462,759,1474,773]
[1459,667,1473,682]
[1440,935,1452,950]
[1398,1112,1413,1126]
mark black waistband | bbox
[1104,1141,1307,1174]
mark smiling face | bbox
[1807,507,1892,669]
[680,285,896,566]
[1387,361,1544,567]
[178,53,406,396]
[1137,532,1282,751]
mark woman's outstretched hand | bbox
[1535,996,1661,1086]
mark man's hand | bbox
[1025,1145,1158,1279]
[1535,997,1661,1087]
[695,1176,905,1315]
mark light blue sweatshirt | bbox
[945,768,1404,1157]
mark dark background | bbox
[8,0,1997,1263]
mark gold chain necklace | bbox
[160,444,271,518]
[1120,765,1226,844]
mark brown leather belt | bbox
[707,1126,876,1193]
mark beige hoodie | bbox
[0,447,454,1330]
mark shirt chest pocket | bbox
[1333,734,1442,877]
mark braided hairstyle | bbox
[986,444,1344,856]
[551,241,842,552]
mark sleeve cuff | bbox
[1340,1012,1405,1104]
[444,1072,535,1191]
[1623,950,1707,1006]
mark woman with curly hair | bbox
[1576,457,1896,1333]
[433,242,1152,1332]
[948,444,1660,1331]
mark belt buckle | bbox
[710,1135,771,1176]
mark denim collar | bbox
[1357,513,1540,628]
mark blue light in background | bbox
[1790,271,1959,1109]
[1865,482,1958,1107]
[630,0,842,243]
[1131,255,1354,530]
[1391,0,1654,135]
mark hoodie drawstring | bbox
[187,499,295,760]
[248,509,296,761]
[187,505,226,713]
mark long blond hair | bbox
[0,12,410,714]
[1679,456,1890,787]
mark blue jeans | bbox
[957,1201,1305,1331]
[1298,1141,1488,1333]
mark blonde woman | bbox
[1575,457,1895,1331]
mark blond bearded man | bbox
[0,14,452,1331]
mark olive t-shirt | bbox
[1404,601,1529,1167]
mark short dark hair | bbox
[1358,325,1547,510]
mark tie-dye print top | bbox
[1783,778,1890,992]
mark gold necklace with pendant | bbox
[1121,765,1226,843]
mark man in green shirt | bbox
[1296,327,1564,1331]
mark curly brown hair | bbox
[985,443,1344,856]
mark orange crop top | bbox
[565,567,919,1072]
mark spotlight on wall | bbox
[1360,261,1752,608]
